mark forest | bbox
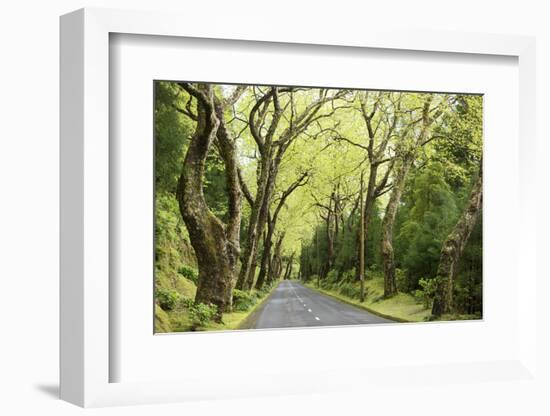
[154,81,483,333]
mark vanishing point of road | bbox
[241,280,394,329]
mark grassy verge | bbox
[305,277,479,323]
[306,279,428,322]
[160,284,276,333]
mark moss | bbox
[160,287,275,333]
[175,276,196,299]
[155,304,172,333]
[307,277,431,322]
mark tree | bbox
[351,92,400,280]
[380,95,445,297]
[396,163,459,290]
[175,83,244,318]
[432,161,483,317]
[236,88,348,290]
[255,172,309,289]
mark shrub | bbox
[178,265,199,285]
[414,277,436,309]
[189,302,218,329]
[326,269,338,283]
[339,282,361,299]
[232,289,256,312]
[179,296,194,309]
[340,268,355,283]
[395,268,408,292]
[156,287,180,311]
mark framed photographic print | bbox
[60,7,537,408]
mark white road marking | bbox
[315,317,320,321]
[308,308,312,313]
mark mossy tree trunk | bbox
[353,92,398,281]
[380,155,413,297]
[432,162,483,317]
[380,96,439,298]
[175,83,242,319]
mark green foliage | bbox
[178,265,198,285]
[155,81,193,193]
[414,277,437,309]
[188,303,218,329]
[433,95,483,189]
[339,282,362,299]
[396,162,459,290]
[153,82,483,327]
[341,268,356,283]
[232,289,257,312]
[156,287,180,311]
[395,268,407,292]
[453,209,483,314]
[326,269,338,283]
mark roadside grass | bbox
[201,287,274,331]
[156,283,276,333]
[306,279,430,322]
[305,277,480,323]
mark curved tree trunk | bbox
[238,88,344,290]
[380,96,435,298]
[255,172,309,290]
[176,84,242,319]
[255,220,274,290]
[380,155,413,297]
[432,163,483,317]
[267,233,285,285]
[235,151,272,290]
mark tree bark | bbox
[268,233,285,285]
[175,83,242,319]
[353,92,398,280]
[236,88,281,290]
[380,97,435,298]
[238,88,346,290]
[432,162,483,317]
[283,252,295,280]
[359,171,366,302]
[380,155,413,297]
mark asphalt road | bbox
[241,280,394,329]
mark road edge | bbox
[304,283,410,323]
[237,282,281,329]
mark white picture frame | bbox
[60,7,537,407]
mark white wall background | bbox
[0,1,548,415]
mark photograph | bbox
[154,81,483,333]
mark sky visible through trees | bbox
[154,81,483,332]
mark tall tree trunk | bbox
[359,171,366,302]
[235,151,273,290]
[432,163,483,317]
[354,164,378,280]
[243,162,280,289]
[268,233,285,284]
[380,155,413,297]
[175,84,242,318]
[255,230,271,290]
[380,97,435,298]
[255,172,308,290]
[283,252,295,280]
[325,196,335,277]
[238,88,344,290]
